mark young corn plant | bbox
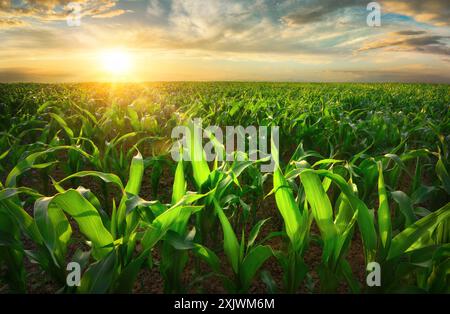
[270,142,311,293]
[274,141,378,292]
[213,198,273,293]
[0,145,93,290]
[52,150,208,293]
[0,184,42,292]
[173,119,275,292]
[159,152,220,293]
[366,160,450,292]
[1,148,207,293]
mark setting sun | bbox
[100,50,132,75]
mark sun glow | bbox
[100,50,132,75]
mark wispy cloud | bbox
[359,31,450,56]
[383,0,450,26]
[0,18,28,28]
[92,9,130,18]
[0,0,128,27]
[281,0,360,26]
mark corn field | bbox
[0,82,449,294]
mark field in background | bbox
[0,82,449,293]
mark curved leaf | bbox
[240,245,273,291]
[388,203,450,260]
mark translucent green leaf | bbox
[51,189,114,260]
[214,198,240,274]
[388,203,450,260]
[377,161,391,256]
[240,245,272,291]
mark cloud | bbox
[278,0,450,28]
[0,0,128,28]
[0,18,27,28]
[20,0,439,60]
[282,0,360,26]
[92,9,129,18]
[147,0,168,18]
[359,31,450,56]
[383,0,450,26]
[395,30,427,36]
[0,27,85,50]
[114,0,359,57]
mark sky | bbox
[0,0,449,83]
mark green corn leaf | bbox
[377,161,391,256]
[384,153,413,178]
[273,166,303,252]
[34,197,72,268]
[124,195,160,216]
[214,198,240,274]
[0,187,42,201]
[436,157,450,194]
[49,113,74,139]
[239,230,245,265]
[411,185,437,205]
[240,245,273,291]
[247,218,270,249]
[297,161,337,263]
[260,270,278,294]
[333,209,358,266]
[111,199,117,239]
[0,199,43,244]
[302,169,377,263]
[50,189,114,260]
[165,230,195,250]
[114,248,150,293]
[78,250,117,294]
[125,151,144,195]
[77,187,110,225]
[187,120,210,188]
[127,108,141,131]
[192,243,221,273]
[36,100,54,113]
[56,171,124,191]
[388,203,450,260]
[334,188,356,234]
[312,159,344,168]
[340,259,361,293]
[0,211,26,292]
[172,157,186,205]
[115,151,144,235]
[141,205,203,250]
[391,191,416,226]
[107,132,138,153]
[5,146,90,188]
